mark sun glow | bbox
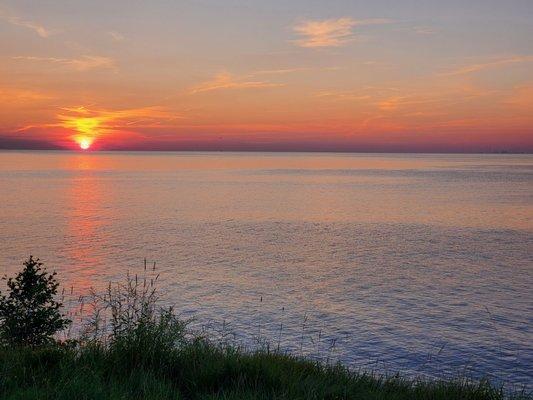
[77,137,93,150]
[60,113,101,150]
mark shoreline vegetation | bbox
[0,257,529,400]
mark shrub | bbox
[0,256,71,346]
[81,268,188,370]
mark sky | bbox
[0,0,532,152]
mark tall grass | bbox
[0,266,529,400]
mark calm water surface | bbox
[0,151,531,389]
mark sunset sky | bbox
[1,0,532,152]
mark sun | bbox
[77,137,93,150]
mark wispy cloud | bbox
[190,72,284,94]
[0,11,55,38]
[108,31,125,42]
[0,88,54,103]
[314,90,372,101]
[413,26,436,35]
[16,105,180,137]
[503,83,533,112]
[67,55,115,71]
[12,55,116,71]
[252,68,310,75]
[441,55,533,76]
[292,17,391,48]
[54,106,180,146]
[378,96,411,110]
[252,66,340,76]
[58,106,176,129]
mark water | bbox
[0,151,531,389]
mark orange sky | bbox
[1,1,532,152]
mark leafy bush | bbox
[0,256,71,346]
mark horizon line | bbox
[0,148,531,155]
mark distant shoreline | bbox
[0,148,531,155]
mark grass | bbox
[0,340,525,400]
[0,265,529,400]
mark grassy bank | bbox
[0,340,523,400]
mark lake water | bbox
[0,151,531,389]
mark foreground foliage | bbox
[0,256,70,346]
[1,341,526,400]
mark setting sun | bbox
[77,137,92,150]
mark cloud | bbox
[53,106,180,146]
[314,90,372,101]
[59,105,176,119]
[413,26,436,35]
[12,106,180,140]
[190,72,284,94]
[252,66,340,76]
[0,11,55,38]
[14,105,179,137]
[292,17,391,48]
[190,67,338,94]
[12,55,116,71]
[441,55,533,76]
[67,55,115,71]
[252,68,310,75]
[378,96,410,110]
[0,88,54,103]
[504,84,533,111]
[108,31,125,42]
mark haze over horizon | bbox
[1,0,532,152]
